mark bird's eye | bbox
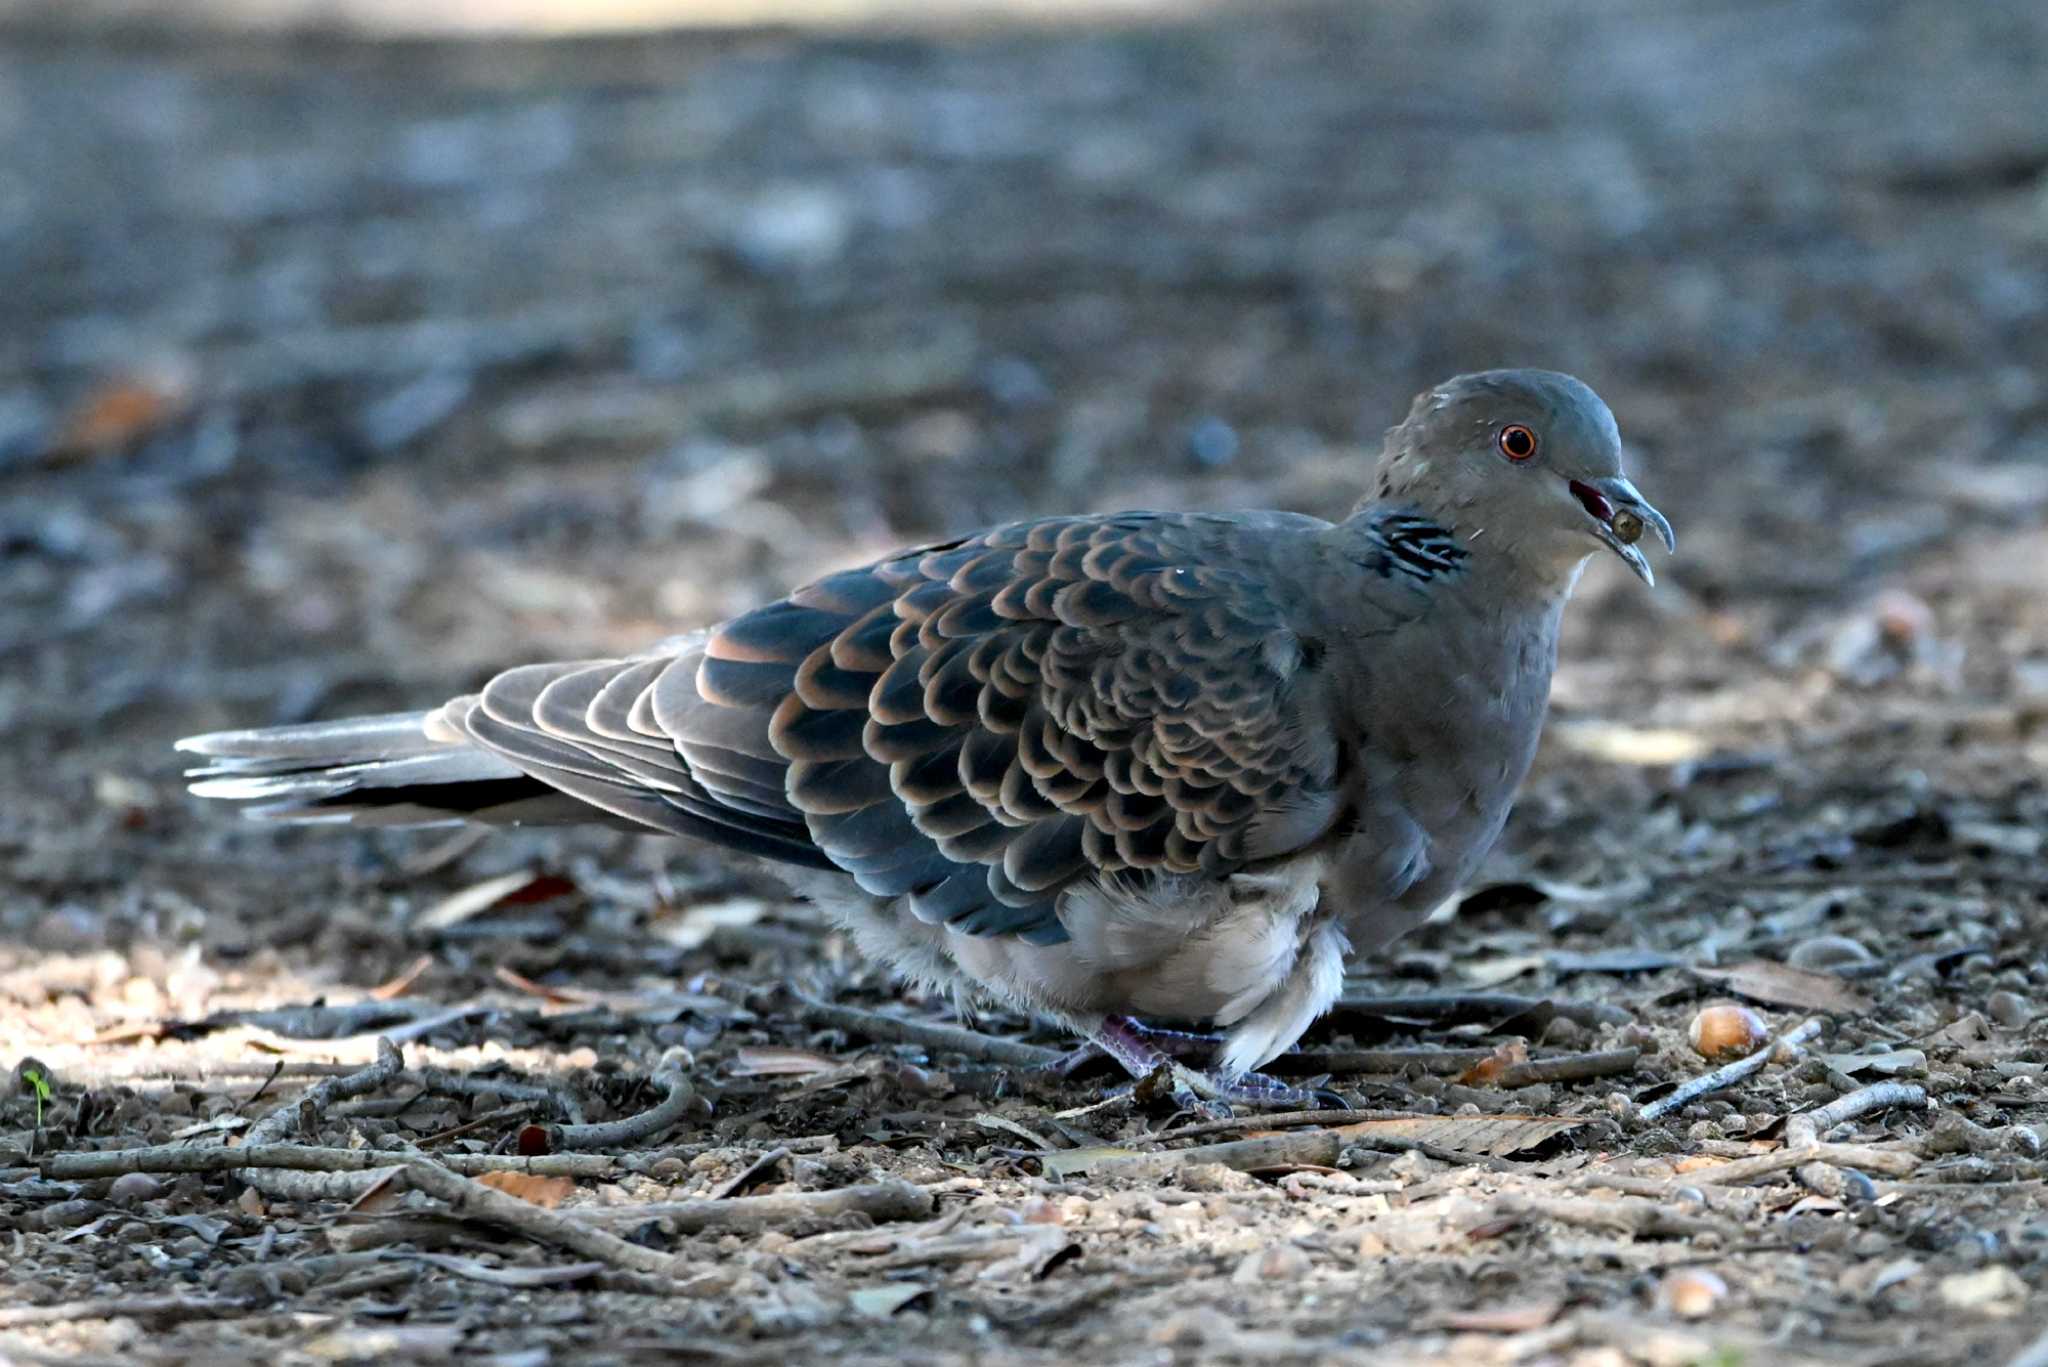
[1497,424,1538,461]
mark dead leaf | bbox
[730,1046,841,1078]
[343,1166,408,1216]
[1335,1114,1587,1157]
[1691,960,1871,1014]
[159,1212,231,1244]
[474,1170,575,1208]
[47,369,190,459]
[1929,1013,1990,1047]
[1819,1049,1927,1077]
[1457,1042,1530,1086]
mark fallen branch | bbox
[1340,1133,1517,1172]
[1142,1108,1380,1144]
[235,1038,406,1202]
[1073,1132,1348,1180]
[794,995,1059,1068]
[1490,1193,1740,1241]
[1638,1018,1821,1122]
[1491,1048,1640,1087]
[43,1144,620,1181]
[410,1066,585,1125]
[546,1071,693,1151]
[1784,1081,1928,1149]
[1605,1141,1923,1191]
[394,1157,714,1283]
[574,1180,933,1234]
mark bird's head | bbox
[1372,368,1674,588]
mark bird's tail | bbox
[175,709,597,828]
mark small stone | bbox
[1988,991,2033,1030]
[1177,1162,1259,1193]
[33,1199,107,1230]
[108,1172,162,1204]
[1939,1265,2027,1314]
[1232,1242,1313,1285]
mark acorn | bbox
[1688,1003,1769,1061]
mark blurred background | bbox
[5,0,2048,1357]
[5,0,2048,1016]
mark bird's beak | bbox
[1568,476,1675,586]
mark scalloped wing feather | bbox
[455,509,1402,944]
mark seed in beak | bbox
[1610,508,1645,546]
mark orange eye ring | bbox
[1497,424,1538,461]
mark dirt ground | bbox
[5,0,2048,1362]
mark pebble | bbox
[33,1199,107,1230]
[107,1172,162,1204]
[1232,1243,1313,1285]
[1938,1265,2028,1313]
[1988,990,2033,1030]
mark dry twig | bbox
[1638,1018,1821,1122]
[394,1156,717,1283]
[794,995,1059,1067]
[43,1144,620,1181]
[234,1037,406,1202]
[1490,1194,1740,1241]
[1075,1132,1351,1179]
[546,1070,693,1151]
[1784,1081,1929,1148]
[575,1180,933,1234]
[1490,1048,1641,1088]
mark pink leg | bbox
[1054,1015,1348,1111]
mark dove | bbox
[179,369,1672,1105]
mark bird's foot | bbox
[1074,1016,1348,1113]
[1044,1016,1224,1077]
